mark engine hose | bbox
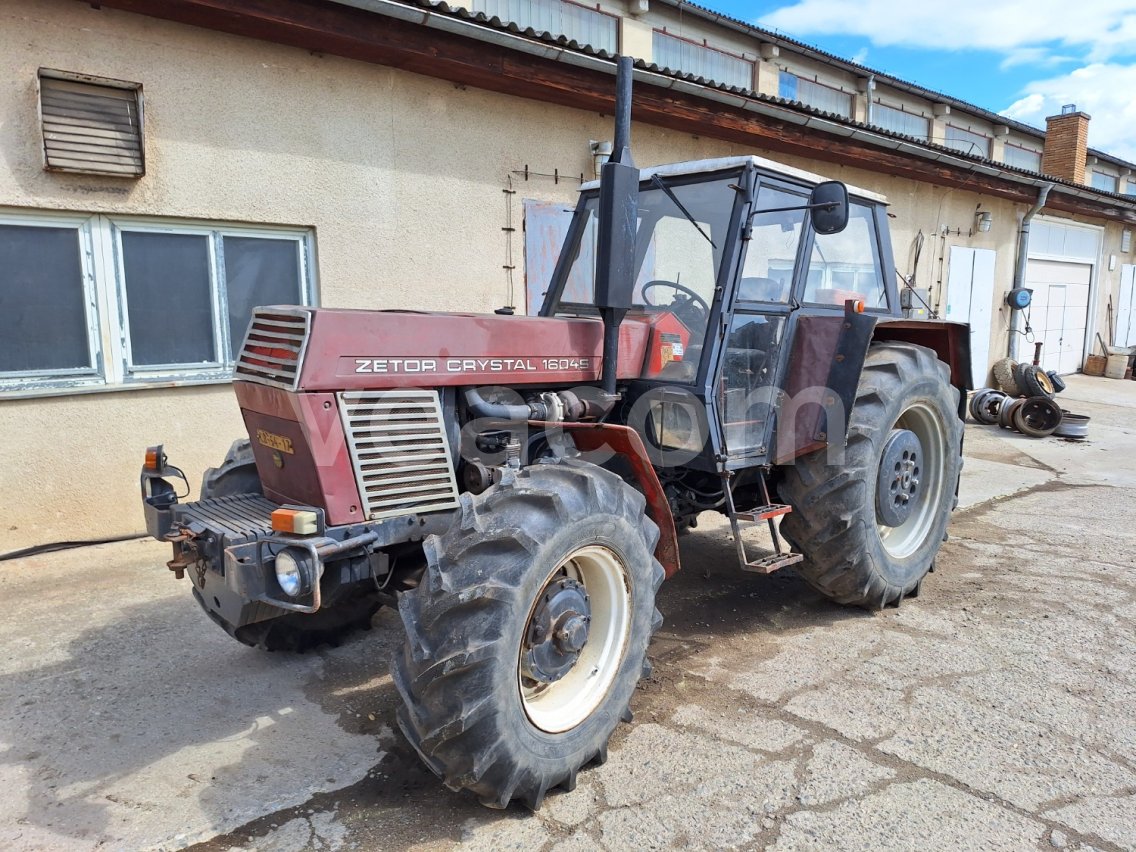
[464,388,547,421]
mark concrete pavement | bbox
[1,374,1134,851]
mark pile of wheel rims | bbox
[970,358,1089,439]
[970,389,1064,437]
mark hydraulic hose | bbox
[464,388,546,421]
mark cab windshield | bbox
[548,174,740,358]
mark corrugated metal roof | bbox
[374,0,1136,204]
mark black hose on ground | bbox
[0,533,147,563]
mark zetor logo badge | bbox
[256,429,294,455]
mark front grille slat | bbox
[234,307,310,390]
[339,390,460,520]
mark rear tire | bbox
[779,342,963,609]
[392,460,664,809]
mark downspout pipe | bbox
[1009,182,1053,359]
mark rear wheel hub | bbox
[877,428,922,527]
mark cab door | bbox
[717,183,809,463]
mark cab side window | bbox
[803,202,886,309]
[738,187,807,303]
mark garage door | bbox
[1025,259,1092,375]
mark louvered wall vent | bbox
[38,69,144,177]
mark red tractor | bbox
[140,60,967,809]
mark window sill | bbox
[0,374,235,401]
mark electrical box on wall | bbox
[900,287,933,319]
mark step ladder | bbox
[723,472,803,575]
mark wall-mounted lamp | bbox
[975,210,993,232]
[589,140,613,179]
[1123,229,1132,253]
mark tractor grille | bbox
[233,308,311,389]
[338,390,461,520]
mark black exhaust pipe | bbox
[594,57,640,398]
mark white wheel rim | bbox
[519,545,631,734]
[877,402,947,559]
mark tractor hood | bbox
[233,306,653,391]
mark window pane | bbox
[0,224,91,372]
[223,236,303,351]
[1091,171,1118,193]
[944,125,990,158]
[804,203,886,309]
[778,71,798,100]
[722,314,786,455]
[653,31,754,89]
[459,0,617,54]
[1003,144,1042,172]
[740,187,807,302]
[797,78,852,117]
[122,231,215,366]
[872,102,930,140]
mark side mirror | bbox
[810,181,849,235]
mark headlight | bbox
[274,549,311,598]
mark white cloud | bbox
[1003,63,1136,162]
[757,0,1136,60]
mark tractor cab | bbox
[541,155,896,470]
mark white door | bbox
[944,246,996,388]
[1117,265,1136,347]
[1026,259,1092,374]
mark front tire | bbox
[392,460,664,809]
[779,342,963,609]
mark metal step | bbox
[734,503,793,523]
[741,552,804,574]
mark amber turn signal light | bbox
[144,445,165,471]
[271,508,319,535]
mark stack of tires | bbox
[969,359,1068,438]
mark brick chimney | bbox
[1041,106,1091,183]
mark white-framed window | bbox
[1003,142,1042,172]
[1091,170,1119,193]
[944,124,991,158]
[779,71,853,118]
[871,101,930,140]
[653,31,755,90]
[0,209,317,396]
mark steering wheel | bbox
[641,280,710,333]
[641,280,710,315]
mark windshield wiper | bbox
[651,174,715,248]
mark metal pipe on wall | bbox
[1009,182,1054,359]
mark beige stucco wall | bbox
[0,0,1115,547]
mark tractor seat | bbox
[738,276,789,303]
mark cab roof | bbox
[581,154,889,205]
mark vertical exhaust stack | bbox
[594,56,640,398]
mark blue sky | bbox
[704,0,1136,161]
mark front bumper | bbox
[142,481,453,630]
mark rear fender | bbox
[533,421,681,578]
[872,319,972,420]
